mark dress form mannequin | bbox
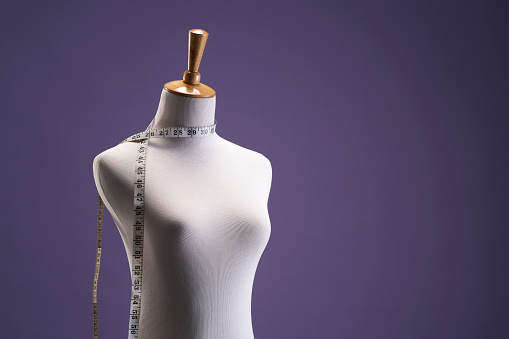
[93,29,272,338]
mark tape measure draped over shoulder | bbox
[93,119,217,339]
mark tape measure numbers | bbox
[93,120,217,339]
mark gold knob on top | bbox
[183,29,209,85]
[164,28,216,98]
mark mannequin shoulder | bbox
[248,149,272,181]
[217,135,272,180]
[93,142,138,179]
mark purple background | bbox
[2,1,508,338]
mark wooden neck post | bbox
[164,29,216,98]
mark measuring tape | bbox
[93,119,217,339]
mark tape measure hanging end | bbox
[93,194,104,339]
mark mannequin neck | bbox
[152,88,216,128]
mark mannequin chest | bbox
[94,135,272,254]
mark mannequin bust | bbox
[92,29,272,338]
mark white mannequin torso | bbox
[93,89,272,338]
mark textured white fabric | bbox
[93,89,272,338]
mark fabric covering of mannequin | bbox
[92,29,272,338]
